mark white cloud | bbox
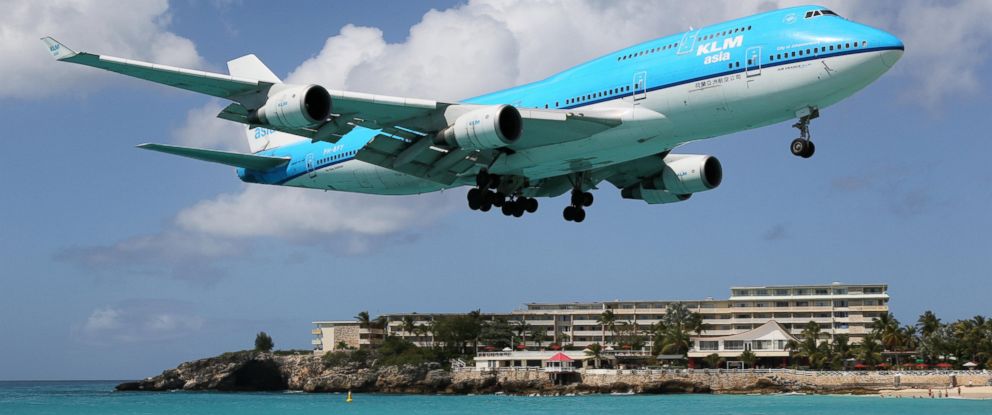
[75,301,205,345]
[171,100,247,152]
[175,185,454,239]
[0,0,203,98]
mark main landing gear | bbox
[790,107,819,159]
[562,188,593,223]
[466,170,538,218]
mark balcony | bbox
[311,339,322,345]
[311,329,321,335]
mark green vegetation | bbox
[254,332,274,352]
[651,303,706,357]
[739,350,757,369]
[703,353,723,369]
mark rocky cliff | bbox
[115,351,455,393]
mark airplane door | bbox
[305,153,316,178]
[677,30,698,55]
[745,46,762,77]
[633,71,647,101]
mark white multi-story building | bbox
[311,283,889,355]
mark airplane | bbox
[44,5,903,223]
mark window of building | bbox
[834,300,848,307]
[756,289,769,296]
[753,340,771,350]
[815,289,829,295]
[724,340,745,350]
[814,301,829,307]
[795,301,809,307]
[775,301,789,307]
[699,341,719,351]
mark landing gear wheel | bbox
[479,198,492,212]
[492,192,506,207]
[524,198,538,213]
[790,138,809,157]
[512,203,525,218]
[501,203,514,216]
[804,141,815,158]
[582,192,594,207]
[563,206,577,222]
[574,208,586,223]
[467,188,481,210]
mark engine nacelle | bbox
[621,187,692,204]
[253,84,332,129]
[434,105,522,151]
[648,154,723,195]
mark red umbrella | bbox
[876,363,891,369]
[549,344,561,350]
[483,345,495,351]
[516,343,526,350]
[936,362,953,369]
[854,363,867,370]
[915,363,929,369]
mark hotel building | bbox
[312,282,889,361]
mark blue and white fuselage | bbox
[243,5,902,196]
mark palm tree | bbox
[402,316,417,339]
[739,350,758,369]
[512,320,531,348]
[355,311,371,329]
[585,343,604,368]
[857,332,883,367]
[872,312,902,352]
[789,321,824,368]
[917,310,941,338]
[528,325,548,349]
[704,353,722,369]
[597,310,617,345]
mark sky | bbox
[0,0,990,380]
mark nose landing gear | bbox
[790,107,819,159]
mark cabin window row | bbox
[617,43,678,61]
[316,150,356,165]
[698,25,752,42]
[565,85,632,106]
[766,40,869,63]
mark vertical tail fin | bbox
[227,55,304,153]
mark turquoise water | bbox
[1,381,989,414]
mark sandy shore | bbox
[879,385,992,400]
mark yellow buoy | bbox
[346,390,353,403]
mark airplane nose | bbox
[877,30,904,68]
[880,49,903,68]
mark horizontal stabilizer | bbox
[137,143,289,170]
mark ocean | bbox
[0,381,988,414]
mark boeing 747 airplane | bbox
[45,5,903,222]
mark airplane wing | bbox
[44,37,628,183]
[43,37,447,142]
[355,108,624,185]
[137,143,290,170]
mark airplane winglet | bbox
[41,37,77,60]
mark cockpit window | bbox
[805,9,840,19]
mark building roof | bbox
[699,321,797,342]
[547,352,573,362]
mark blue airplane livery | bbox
[44,5,903,222]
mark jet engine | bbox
[252,84,332,129]
[434,105,522,151]
[649,154,723,195]
[621,154,722,204]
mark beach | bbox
[880,385,992,400]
